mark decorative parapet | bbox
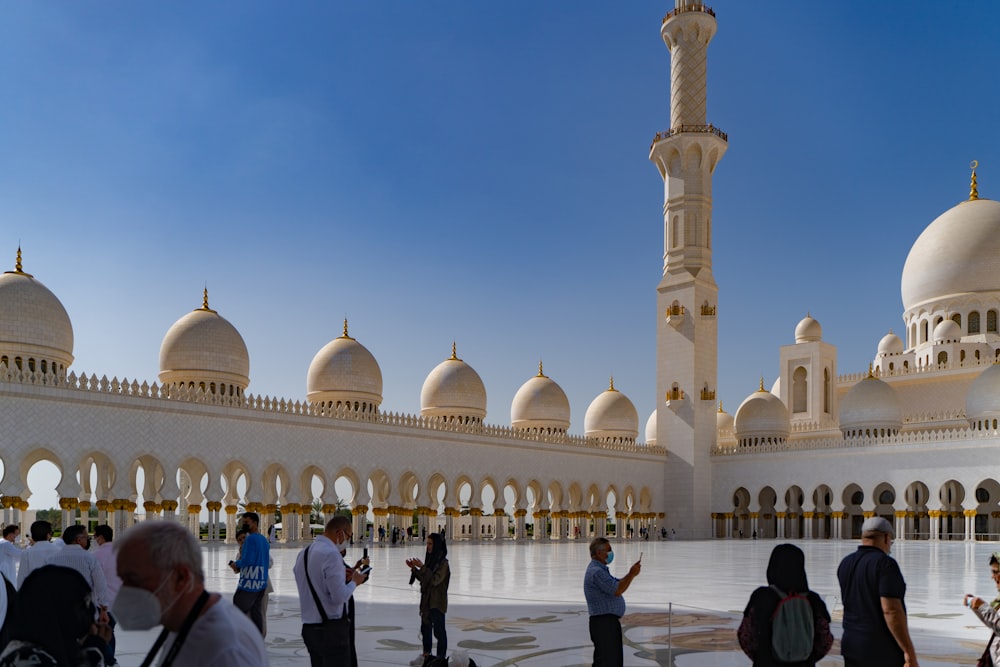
[700,388,716,401]
[840,355,994,383]
[0,363,665,457]
[701,304,717,317]
[712,425,987,456]
[651,125,728,149]
[663,4,716,22]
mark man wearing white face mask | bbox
[113,520,266,667]
[294,515,368,666]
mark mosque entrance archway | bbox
[939,480,965,540]
[758,486,777,539]
[974,479,1000,540]
[842,484,864,539]
[904,481,930,539]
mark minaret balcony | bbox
[665,387,686,406]
[665,304,686,327]
[662,4,716,23]
[700,388,716,401]
[650,124,728,150]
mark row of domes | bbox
[0,255,642,441]
[721,362,1000,442]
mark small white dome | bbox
[717,404,735,435]
[933,319,962,343]
[734,384,790,444]
[159,291,250,393]
[644,409,657,445]
[0,252,74,373]
[839,375,902,438]
[795,315,822,343]
[511,364,570,432]
[966,364,1000,428]
[584,379,638,442]
[307,321,382,412]
[420,345,487,422]
[878,331,904,355]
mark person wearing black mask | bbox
[0,565,110,666]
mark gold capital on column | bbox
[78,501,91,513]
[206,501,222,512]
[225,505,239,515]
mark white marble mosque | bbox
[3,0,1000,569]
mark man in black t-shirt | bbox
[837,517,919,667]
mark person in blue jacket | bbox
[229,511,270,635]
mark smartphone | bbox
[363,547,369,559]
[639,552,643,561]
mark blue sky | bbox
[3,0,999,500]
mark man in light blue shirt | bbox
[583,537,641,667]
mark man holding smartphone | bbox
[583,538,641,667]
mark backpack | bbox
[769,585,814,662]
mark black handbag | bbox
[977,635,995,667]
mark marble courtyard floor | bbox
[113,538,997,666]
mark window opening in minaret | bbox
[792,367,807,413]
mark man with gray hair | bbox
[583,536,641,667]
[837,516,919,667]
[113,520,266,667]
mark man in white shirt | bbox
[0,525,21,587]
[115,520,266,667]
[49,524,111,624]
[17,521,60,588]
[294,516,368,666]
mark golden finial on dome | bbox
[718,401,724,413]
[198,287,217,313]
[450,341,459,361]
[868,363,875,378]
[970,160,980,201]
[5,246,33,277]
[537,360,545,377]
[609,376,617,391]
[339,318,354,340]
[758,377,765,392]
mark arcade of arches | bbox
[1,452,660,545]
[716,479,1000,540]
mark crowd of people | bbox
[3,513,1000,666]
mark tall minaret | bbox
[649,0,727,538]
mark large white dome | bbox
[420,345,487,423]
[901,198,1000,314]
[307,321,382,412]
[159,291,250,394]
[584,379,638,442]
[510,364,570,432]
[839,374,902,438]
[967,364,1000,430]
[734,384,790,445]
[0,250,74,373]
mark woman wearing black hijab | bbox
[405,532,451,666]
[0,565,109,667]
[737,544,833,667]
